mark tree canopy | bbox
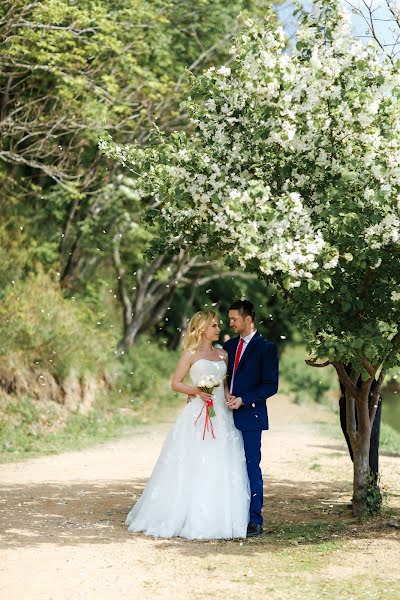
[102,0,400,377]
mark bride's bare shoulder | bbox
[173,350,196,378]
[179,349,197,365]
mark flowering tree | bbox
[101,0,400,516]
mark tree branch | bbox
[360,357,377,377]
[333,362,360,398]
[369,369,385,424]
[305,358,331,368]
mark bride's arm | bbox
[171,352,212,403]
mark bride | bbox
[125,310,250,540]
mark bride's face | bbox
[203,318,221,343]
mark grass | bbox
[316,418,400,456]
[188,504,400,598]
[266,519,347,545]
[0,271,116,380]
[0,406,132,463]
[193,527,399,600]
[380,422,400,455]
[0,390,182,463]
[0,393,136,463]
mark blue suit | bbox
[223,332,279,525]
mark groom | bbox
[223,300,279,537]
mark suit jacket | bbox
[223,332,279,431]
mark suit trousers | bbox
[241,430,263,526]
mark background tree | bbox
[1,0,285,346]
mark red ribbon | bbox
[194,401,216,440]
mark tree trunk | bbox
[352,428,372,517]
[339,376,383,491]
[59,229,86,289]
[173,285,197,349]
[352,389,373,517]
[334,362,381,518]
[118,319,143,352]
[115,249,194,352]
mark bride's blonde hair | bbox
[182,310,217,352]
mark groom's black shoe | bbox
[246,522,263,537]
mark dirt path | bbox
[1,396,399,600]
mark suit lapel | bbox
[236,331,262,374]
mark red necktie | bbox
[233,338,244,376]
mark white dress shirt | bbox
[237,330,257,361]
[230,330,257,393]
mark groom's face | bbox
[228,310,248,335]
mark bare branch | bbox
[345,0,400,61]
[192,270,257,288]
[0,150,72,187]
[305,358,331,368]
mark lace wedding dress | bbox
[126,359,250,539]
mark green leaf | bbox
[307,280,320,292]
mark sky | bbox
[277,0,400,56]
[346,0,399,52]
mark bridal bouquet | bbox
[195,375,221,440]
[197,375,222,417]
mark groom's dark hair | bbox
[229,299,255,322]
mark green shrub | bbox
[0,273,186,461]
[380,422,400,455]
[0,271,115,380]
[281,344,338,404]
[0,339,183,462]
[116,339,179,407]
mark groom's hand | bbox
[227,396,243,410]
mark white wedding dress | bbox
[126,359,250,539]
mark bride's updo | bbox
[182,310,217,352]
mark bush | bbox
[281,344,338,404]
[380,422,400,455]
[115,339,180,407]
[0,271,115,380]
